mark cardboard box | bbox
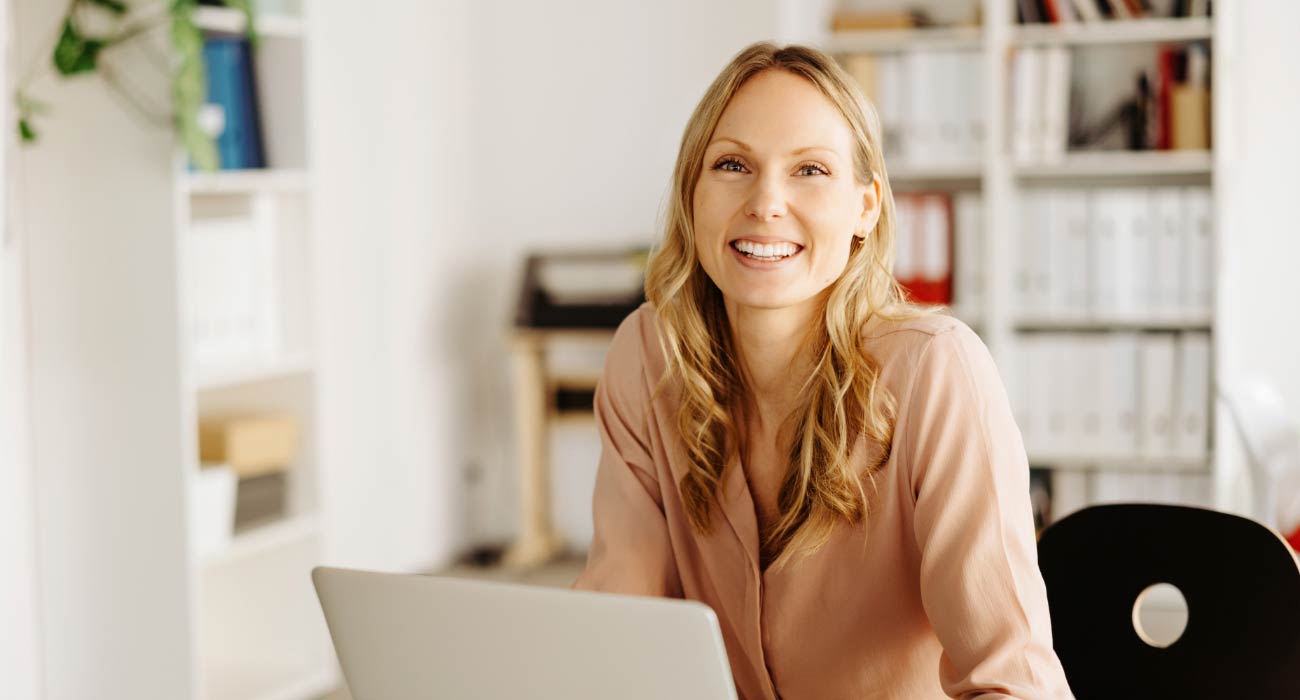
[1171,85,1210,151]
[198,414,298,478]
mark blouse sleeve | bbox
[571,312,683,598]
[901,324,1075,700]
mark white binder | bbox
[917,194,951,283]
[903,51,936,164]
[1149,187,1186,316]
[1100,332,1141,457]
[963,52,985,161]
[1017,189,1046,315]
[953,192,984,312]
[894,195,916,281]
[1072,334,1107,457]
[1011,47,1045,164]
[1045,334,1073,455]
[1182,186,1214,315]
[934,51,966,163]
[1138,333,1178,459]
[1057,189,1090,316]
[1041,47,1072,160]
[1173,331,1211,460]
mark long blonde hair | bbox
[644,41,942,571]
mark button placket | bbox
[716,453,781,700]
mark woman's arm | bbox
[571,312,683,597]
[901,323,1075,700]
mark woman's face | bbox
[692,69,880,313]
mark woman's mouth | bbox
[729,239,803,264]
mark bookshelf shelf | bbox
[185,169,310,195]
[1029,453,1212,473]
[824,25,983,53]
[1012,17,1213,47]
[889,160,983,185]
[1014,150,1212,179]
[193,6,305,38]
[1014,314,1213,332]
[194,353,315,393]
[203,513,320,569]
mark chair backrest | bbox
[1037,503,1300,699]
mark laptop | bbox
[312,566,739,700]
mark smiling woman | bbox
[573,42,1076,700]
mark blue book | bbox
[201,37,266,170]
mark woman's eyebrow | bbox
[708,136,837,157]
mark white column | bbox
[1212,0,1300,517]
[1,0,44,695]
[12,0,195,697]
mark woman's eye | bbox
[714,157,745,173]
[798,163,829,176]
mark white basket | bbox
[190,463,237,560]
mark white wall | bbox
[311,0,477,572]
[1,0,43,695]
[1212,0,1300,516]
[462,0,783,544]
[12,1,194,698]
[311,0,787,560]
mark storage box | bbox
[234,472,289,530]
[190,463,237,559]
[198,414,299,478]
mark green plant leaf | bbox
[52,19,106,75]
[16,91,50,115]
[18,117,36,142]
[170,0,219,171]
[86,0,129,15]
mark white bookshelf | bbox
[1012,16,1213,46]
[823,24,983,52]
[203,513,322,569]
[1027,453,1213,473]
[193,5,305,38]
[1014,314,1213,332]
[184,169,311,195]
[173,3,337,700]
[889,160,983,184]
[809,0,1221,518]
[1013,150,1212,179]
[194,352,315,392]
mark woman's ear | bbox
[857,175,882,239]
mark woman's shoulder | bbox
[862,307,975,347]
[601,302,666,395]
[861,307,989,382]
[606,301,660,360]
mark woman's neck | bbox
[725,296,822,433]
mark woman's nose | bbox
[744,174,788,221]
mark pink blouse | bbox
[572,303,1075,699]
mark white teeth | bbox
[732,240,799,259]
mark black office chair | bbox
[1037,503,1300,699]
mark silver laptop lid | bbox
[312,566,738,700]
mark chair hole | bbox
[1131,582,1189,648]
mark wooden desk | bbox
[502,327,616,568]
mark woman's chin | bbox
[719,288,814,312]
